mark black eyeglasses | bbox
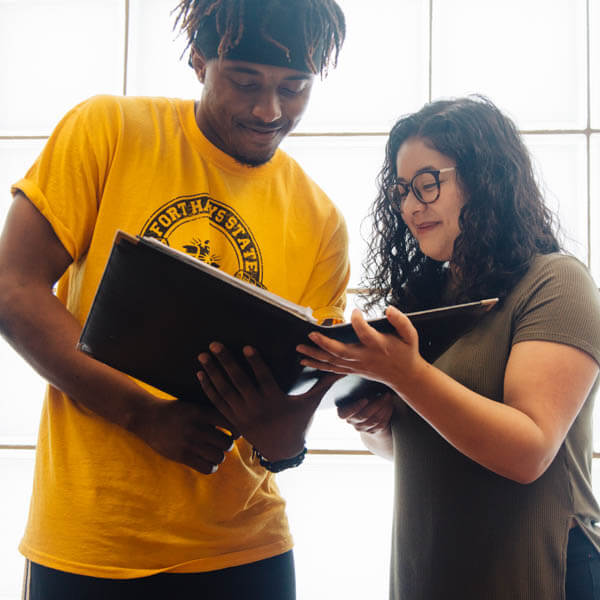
[388,167,456,213]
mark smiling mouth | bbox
[240,123,283,138]
[415,222,439,232]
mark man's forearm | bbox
[0,278,159,432]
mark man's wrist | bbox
[252,445,307,473]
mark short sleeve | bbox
[512,255,600,365]
[10,95,121,260]
[302,207,350,325]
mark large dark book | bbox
[77,231,498,404]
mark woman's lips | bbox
[415,221,439,233]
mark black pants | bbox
[22,551,295,600]
[566,526,600,600]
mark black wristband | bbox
[252,446,307,473]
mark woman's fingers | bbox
[297,337,360,374]
[349,308,381,346]
[336,397,369,419]
[337,392,395,433]
[385,306,418,346]
[305,332,361,360]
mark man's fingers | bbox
[187,456,222,475]
[198,349,230,392]
[184,424,238,473]
[196,367,233,419]
[207,343,252,392]
[301,372,344,398]
[197,401,241,440]
[163,427,233,475]
[242,346,277,388]
[199,424,236,452]
[193,442,227,468]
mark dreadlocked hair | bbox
[172,0,345,76]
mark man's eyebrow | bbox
[223,66,311,81]
[224,66,262,76]
[283,74,312,81]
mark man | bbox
[0,1,348,598]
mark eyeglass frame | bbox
[388,166,457,213]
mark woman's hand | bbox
[336,391,397,460]
[306,308,600,482]
[337,391,396,434]
[197,342,340,461]
[297,306,427,393]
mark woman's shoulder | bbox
[505,253,600,363]
[530,251,585,269]
[524,252,596,289]
[502,252,599,328]
[507,252,600,327]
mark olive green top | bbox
[390,253,600,600]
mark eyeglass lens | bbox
[413,172,439,203]
[393,172,440,211]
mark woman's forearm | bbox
[391,347,597,484]
[360,426,394,460]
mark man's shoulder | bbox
[274,150,328,198]
[72,94,186,120]
[275,151,345,218]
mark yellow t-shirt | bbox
[12,95,349,578]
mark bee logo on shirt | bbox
[182,238,221,267]
[140,194,264,288]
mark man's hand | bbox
[197,343,340,462]
[128,397,239,474]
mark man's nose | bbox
[251,90,282,123]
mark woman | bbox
[297,96,600,599]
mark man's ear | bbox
[190,48,207,83]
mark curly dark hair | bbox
[172,0,345,76]
[360,96,561,313]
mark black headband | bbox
[192,1,324,73]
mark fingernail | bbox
[209,342,222,354]
[198,354,209,365]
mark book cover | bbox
[77,231,498,403]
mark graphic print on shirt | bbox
[140,194,265,288]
